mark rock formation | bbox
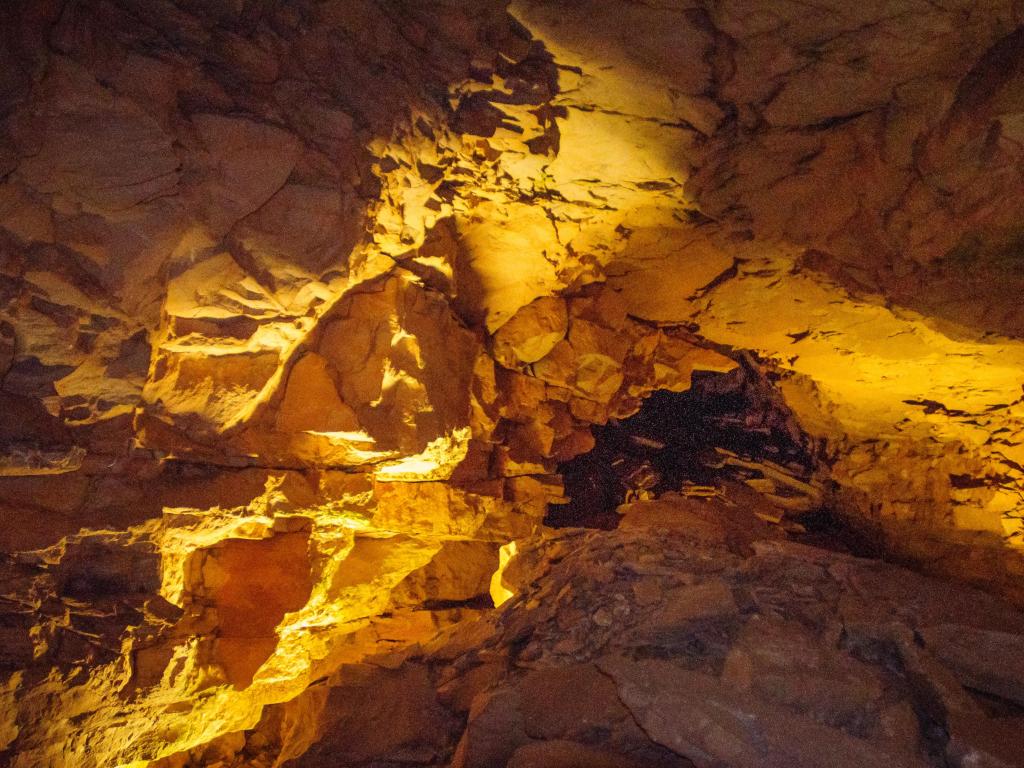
[0,0,1023,766]
[258,500,1024,768]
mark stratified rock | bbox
[274,353,359,434]
[251,514,1024,767]
[11,58,180,214]
[189,113,302,234]
[2,0,1024,766]
[390,540,500,607]
[608,234,734,324]
[454,202,566,331]
[196,532,313,689]
[600,656,922,768]
[919,624,1024,706]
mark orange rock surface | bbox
[1,1,1023,766]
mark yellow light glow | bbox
[374,427,472,482]
[489,541,519,607]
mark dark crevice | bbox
[964,686,1024,718]
[543,358,884,557]
[546,360,821,530]
[417,595,493,612]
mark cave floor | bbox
[225,493,1024,768]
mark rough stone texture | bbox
[1,0,1024,766]
[240,497,1024,768]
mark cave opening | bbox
[546,357,866,552]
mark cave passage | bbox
[546,358,825,531]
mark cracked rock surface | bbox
[1,0,1024,766]
[243,498,1024,768]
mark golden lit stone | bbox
[2,2,1024,766]
[489,541,519,608]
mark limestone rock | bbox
[390,540,499,607]
[289,663,455,767]
[608,235,734,324]
[451,688,530,768]
[235,183,363,275]
[11,57,180,214]
[600,656,922,768]
[920,624,1024,706]
[455,202,566,331]
[249,522,1024,767]
[197,532,313,688]
[318,275,480,454]
[491,296,568,368]
[189,113,302,234]
[506,740,660,768]
[3,0,1024,766]
[274,353,359,434]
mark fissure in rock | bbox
[548,359,832,533]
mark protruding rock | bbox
[491,296,568,368]
[920,624,1024,706]
[599,656,922,768]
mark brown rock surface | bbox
[491,296,569,368]
[242,511,1024,768]
[1,0,1024,766]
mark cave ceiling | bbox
[1,0,1024,766]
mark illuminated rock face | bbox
[247,503,1024,767]
[0,0,1023,766]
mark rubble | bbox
[244,497,1024,768]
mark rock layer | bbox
[0,0,1023,766]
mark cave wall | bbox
[1,0,1024,765]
